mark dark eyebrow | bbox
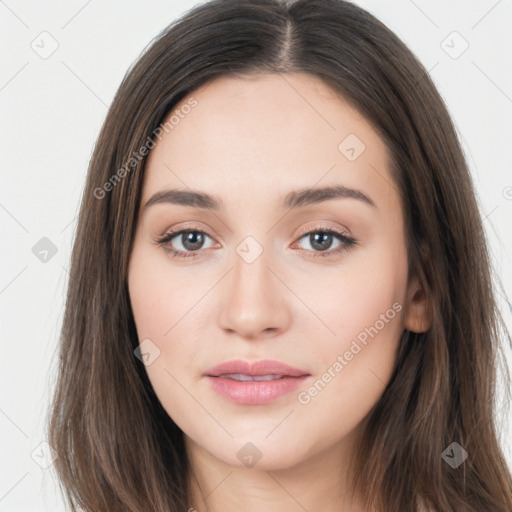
[283,185,376,209]
[144,189,222,210]
[143,185,376,211]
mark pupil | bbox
[311,232,332,251]
[183,232,204,251]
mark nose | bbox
[217,244,291,340]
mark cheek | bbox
[128,242,197,341]
[294,291,404,442]
[315,240,406,337]
[299,244,407,417]
[127,244,209,408]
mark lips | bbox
[203,359,310,405]
[204,359,309,379]
[217,373,284,381]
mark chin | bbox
[213,437,308,471]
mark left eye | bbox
[157,228,357,259]
[295,230,350,253]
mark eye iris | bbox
[182,231,204,251]
[310,232,333,251]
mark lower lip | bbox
[205,375,309,405]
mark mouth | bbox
[214,373,288,381]
[204,359,310,405]
[204,358,309,378]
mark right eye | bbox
[157,229,217,259]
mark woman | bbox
[47,0,512,510]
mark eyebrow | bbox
[143,185,377,211]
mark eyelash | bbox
[156,225,358,260]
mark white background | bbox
[1,1,511,510]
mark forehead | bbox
[142,72,398,217]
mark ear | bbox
[403,273,432,333]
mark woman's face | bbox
[128,72,429,471]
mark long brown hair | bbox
[47,0,512,510]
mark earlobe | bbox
[403,274,433,333]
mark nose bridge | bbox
[231,233,273,303]
[218,232,289,337]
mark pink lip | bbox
[204,359,309,378]
[204,359,310,405]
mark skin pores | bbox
[127,73,429,511]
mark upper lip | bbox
[204,359,310,377]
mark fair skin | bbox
[127,72,431,512]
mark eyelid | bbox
[293,222,352,239]
[157,221,351,244]
[156,221,217,243]
[156,223,218,250]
